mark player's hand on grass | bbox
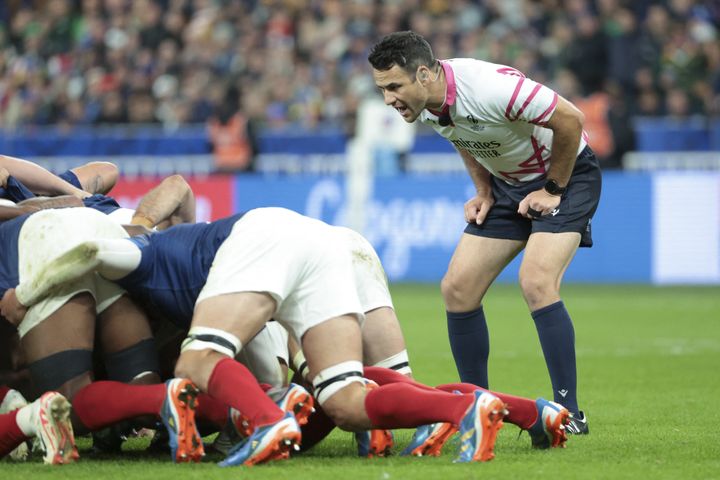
[518,188,561,219]
[465,193,494,225]
[0,288,28,328]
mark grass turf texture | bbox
[3,284,719,479]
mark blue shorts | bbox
[464,146,601,247]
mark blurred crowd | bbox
[0,0,718,165]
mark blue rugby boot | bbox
[401,422,458,457]
[219,412,300,467]
[455,390,506,463]
[274,383,315,428]
[160,378,204,463]
[355,428,394,458]
[528,398,570,449]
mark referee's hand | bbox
[518,188,561,219]
[464,194,494,225]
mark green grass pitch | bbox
[3,284,719,479]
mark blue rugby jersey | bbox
[0,214,32,300]
[116,213,245,329]
[59,169,122,214]
[81,194,121,215]
[0,176,35,202]
[0,173,121,215]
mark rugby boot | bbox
[401,422,458,457]
[34,392,78,465]
[355,380,393,457]
[274,383,315,428]
[528,398,570,449]
[455,390,506,463]
[565,410,589,435]
[356,428,394,458]
[219,412,301,467]
[160,378,204,463]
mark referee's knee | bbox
[441,274,480,311]
[519,272,558,309]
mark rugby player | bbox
[6,207,572,464]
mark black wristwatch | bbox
[544,179,567,196]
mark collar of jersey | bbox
[428,60,457,121]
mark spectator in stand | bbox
[207,87,256,172]
[0,0,716,146]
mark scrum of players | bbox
[0,155,571,466]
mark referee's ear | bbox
[416,66,431,85]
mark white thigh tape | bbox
[181,326,242,358]
[373,350,412,376]
[311,360,364,405]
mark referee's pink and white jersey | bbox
[419,58,588,185]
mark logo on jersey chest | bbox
[466,114,484,131]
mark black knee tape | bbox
[104,338,160,383]
[28,349,93,392]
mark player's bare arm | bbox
[17,195,84,211]
[0,155,90,198]
[0,195,83,221]
[0,288,26,327]
[459,149,494,225]
[0,166,8,187]
[518,97,584,218]
[70,161,119,195]
[131,174,196,229]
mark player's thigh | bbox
[193,291,276,346]
[177,292,277,387]
[21,293,96,363]
[20,293,96,398]
[97,295,153,352]
[520,232,581,288]
[301,315,369,431]
[442,233,525,306]
[362,307,406,366]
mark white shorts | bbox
[238,321,289,387]
[334,226,394,313]
[196,207,364,342]
[17,208,129,338]
[107,207,136,225]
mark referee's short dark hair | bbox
[368,31,437,78]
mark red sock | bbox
[0,385,10,404]
[435,383,538,429]
[0,411,28,458]
[72,381,165,431]
[363,366,435,391]
[365,383,474,428]
[196,394,229,429]
[206,358,283,427]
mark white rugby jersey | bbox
[419,58,587,185]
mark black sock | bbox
[532,301,579,414]
[447,306,489,388]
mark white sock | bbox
[14,402,38,437]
